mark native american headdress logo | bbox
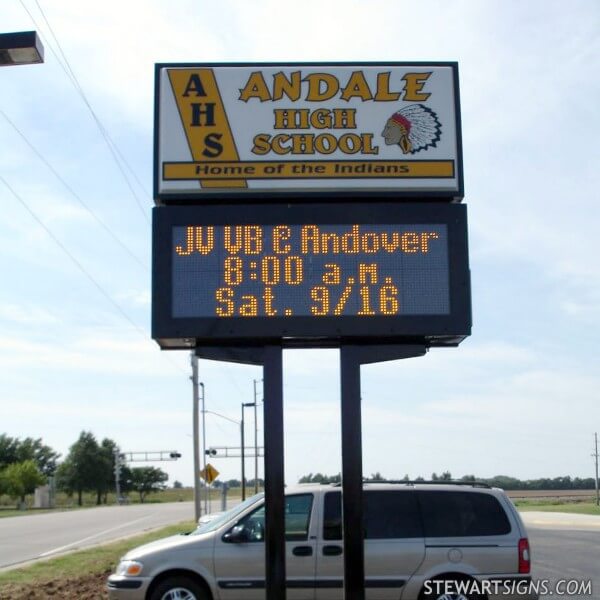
[381,104,442,154]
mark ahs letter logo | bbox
[168,69,245,188]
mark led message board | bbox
[152,203,470,348]
[154,63,463,202]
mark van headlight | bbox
[116,560,144,577]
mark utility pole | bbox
[113,448,122,501]
[200,382,207,514]
[191,352,201,522]
[594,432,599,507]
[241,401,259,500]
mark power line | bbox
[2,172,189,377]
[19,0,151,223]
[1,174,147,337]
[0,109,148,270]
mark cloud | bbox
[0,329,186,377]
[0,303,60,325]
[117,289,151,307]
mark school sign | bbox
[154,63,463,202]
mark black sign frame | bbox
[152,202,471,349]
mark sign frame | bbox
[152,202,471,349]
[153,62,464,204]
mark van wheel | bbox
[150,575,208,600]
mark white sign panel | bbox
[154,63,463,201]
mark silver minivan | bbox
[107,482,536,600]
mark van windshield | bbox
[191,493,264,535]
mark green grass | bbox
[515,500,600,515]
[0,508,61,519]
[0,486,245,517]
[0,520,196,586]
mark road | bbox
[0,501,196,570]
[522,512,600,598]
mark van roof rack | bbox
[330,480,491,489]
[368,479,491,488]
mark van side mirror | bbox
[223,524,250,543]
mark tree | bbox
[55,431,104,506]
[97,438,119,505]
[1,460,45,504]
[129,467,168,503]
[0,434,60,476]
[298,473,341,484]
[173,481,183,489]
[0,435,19,470]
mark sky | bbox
[1,0,599,488]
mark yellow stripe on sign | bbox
[163,160,455,180]
[167,69,246,188]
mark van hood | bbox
[124,532,211,560]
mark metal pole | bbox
[263,345,286,600]
[200,382,208,514]
[254,379,259,494]
[594,433,599,507]
[340,346,365,600]
[113,448,121,502]
[241,404,246,501]
[191,352,201,522]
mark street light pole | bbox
[253,379,262,494]
[241,403,246,500]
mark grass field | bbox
[1,487,597,519]
[513,499,600,515]
[0,486,245,518]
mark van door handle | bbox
[322,545,343,556]
[293,546,313,557]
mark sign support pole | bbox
[263,344,286,600]
[340,346,365,600]
[339,344,427,600]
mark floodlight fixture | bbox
[0,31,44,66]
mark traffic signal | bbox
[205,448,217,456]
[169,452,182,459]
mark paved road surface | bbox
[0,501,196,570]
[523,512,600,598]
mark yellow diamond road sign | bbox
[200,463,219,484]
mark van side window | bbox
[285,493,314,541]
[235,493,314,542]
[323,492,342,540]
[418,491,511,537]
[323,491,423,540]
[364,491,423,539]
